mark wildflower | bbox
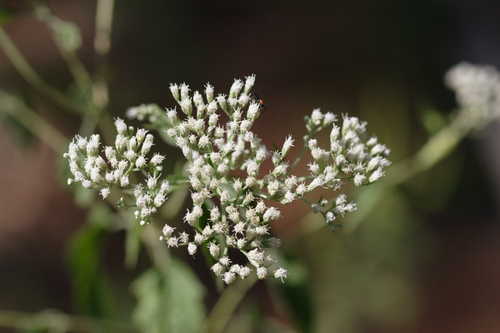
[281,136,294,157]
[369,168,384,183]
[256,266,268,279]
[100,187,110,199]
[209,243,220,258]
[219,256,231,266]
[274,268,287,282]
[223,272,236,284]
[211,263,224,276]
[115,118,127,134]
[239,266,251,278]
[167,237,179,248]
[445,62,500,127]
[188,243,197,255]
[66,75,390,283]
[150,153,165,165]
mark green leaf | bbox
[66,212,110,317]
[275,255,313,333]
[125,223,142,269]
[132,259,205,333]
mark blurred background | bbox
[1,0,500,332]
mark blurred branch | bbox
[204,275,257,333]
[80,0,116,137]
[388,114,469,185]
[33,4,92,94]
[94,0,115,58]
[61,48,92,94]
[115,210,171,275]
[0,27,84,114]
[141,222,171,275]
[0,309,136,332]
[0,92,67,153]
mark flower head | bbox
[66,74,390,283]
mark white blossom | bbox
[66,75,391,283]
[256,266,268,279]
[114,118,127,134]
[100,187,110,199]
[150,153,165,165]
[223,272,236,284]
[274,268,287,282]
[211,263,224,276]
[188,243,197,255]
[281,136,294,157]
[445,62,500,125]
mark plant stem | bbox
[62,49,93,92]
[94,0,115,59]
[203,275,257,333]
[81,0,115,139]
[0,309,136,332]
[117,210,170,275]
[0,96,67,153]
[142,223,171,275]
[387,114,469,185]
[33,3,93,94]
[0,27,84,114]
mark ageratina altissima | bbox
[64,75,391,284]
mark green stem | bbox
[387,114,469,186]
[94,0,115,59]
[117,211,170,275]
[61,49,93,94]
[203,275,257,333]
[141,223,171,275]
[33,3,93,94]
[81,0,115,139]
[0,309,136,332]
[0,97,67,153]
[0,27,84,114]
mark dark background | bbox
[1,0,500,332]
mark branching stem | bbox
[0,309,136,332]
[203,275,257,333]
[0,27,84,114]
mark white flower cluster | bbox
[300,108,391,223]
[64,119,170,225]
[445,62,500,126]
[125,75,390,284]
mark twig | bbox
[0,309,136,332]
[94,0,115,58]
[80,0,116,138]
[387,114,469,185]
[0,96,67,153]
[203,275,257,333]
[33,3,93,94]
[61,49,93,93]
[0,27,84,114]
[141,222,171,275]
